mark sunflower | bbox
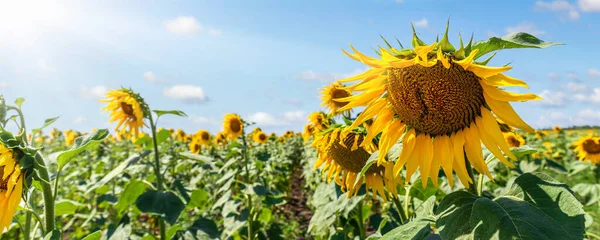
[332,23,545,188]
[308,112,329,131]
[574,136,600,164]
[321,82,352,116]
[313,127,400,199]
[101,89,147,138]
[0,143,23,232]
[189,138,203,154]
[497,119,513,133]
[282,130,295,139]
[174,129,187,142]
[194,130,211,146]
[553,126,562,133]
[223,114,243,140]
[214,132,228,146]
[65,130,80,146]
[503,132,525,148]
[252,131,268,144]
[302,124,315,142]
[535,131,546,139]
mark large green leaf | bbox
[436,173,585,239]
[189,217,221,239]
[51,129,110,170]
[153,109,187,118]
[55,200,86,216]
[187,189,210,210]
[573,183,600,206]
[81,230,102,240]
[471,32,563,60]
[114,180,150,214]
[135,190,185,224]
[86,150,151,194]
[381,219,434,240]
[31,116,59,135]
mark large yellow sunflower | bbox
[308,112,329,131]
[503,132,525,148]
[321,82,352,116]
[252,131,268,144]
[574,136,600,164]
[0,144,23,232]
[313,127,400,199]
[333,25,544,188]
[223,114,243,140]
[101,89,146,138]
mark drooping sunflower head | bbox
[302,124,315,142]
[194,130,211,145]
[329,22,557,189]
[252,131,268,144]
[321,81,352,116]
[312,126,401,200]
[308,112,329,131]
[223,114,244,140]
[553,126,563,133]
[100,88,148,138]
[574,136,600,164]
[503,132,525,148]
[0,142,24,232]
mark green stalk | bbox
[7,106,28,145]
[464,157,478,196]
[34,153,55,233]
[241,132,254,240]
[356,200,366,239]
[390,193,407,224]
[476,172,484,196]
[148,114,166,240]
[404,185,412,218]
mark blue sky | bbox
[0,0,599,135]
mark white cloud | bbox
[284,98,302,107]
[566,72,579,80]
[0,82,8,88]
[588,68,600,77]
[79,85,107,99]
[534,90,567,107]
[143,71,158,82]
[294,68,364,82]
[283,111,307,122]
[395,0,404,3]
[207,28,221,36]
[537,111,572,127]
[579,0,600,12]
[534,0,580,20]
[573,109,600,125]
[73,116,86,124]
[412,18,428,28]
[246,112,287,126]
[163,85,208,103]
[165,16,202,35]
[37,59,56,72]
[567,82,587,92]
[548,72,560,80]
[574,88,600,105]
[505,22,545,35]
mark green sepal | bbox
[120,87,151,120]
[454,33,466,59]
[410,23,427,47]
[474,52,497,66]
[380,35,393,49]
[439,20,455,53]
[394,37,404,49]
[371,46,382,56]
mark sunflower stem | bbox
[464,157,478,195]
[404,185,412,219]
[148,114,167,240]
[356,199,366,239]
[7,106,28,145]
[241,130,254,240]
[391,193,407,224]
[476,172,484,196]
[34,153,55,234]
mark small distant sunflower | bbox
[535,131,546,139]
[189,138,202,154]
[223,114,243,140]
[194,130,211,146]
[503,132,525,148]
[331,23,550,188]
[302,124,315,142]
[214,132,228,146]
[553,126,562,133]
[321,82,352,116]
[497,119,513,133]
[101,89,147,138]
[574,136,600,164]
[0,143,23,232]
[308,112,329,131]
[65,130,80,146]
[313,127,400,199]
[283,130,295,139]
[50,128,60,139]
[174,129,187,142]
[253,131,268,144]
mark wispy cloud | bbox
[37,59,56,72]
[293,68,364,82]
[163,85,208,103]
[412,18,429,28]
[533,90,567,107]
[534,0,580,20]
[579,0,600,12]
[79,85,107,99]
[588,68,600,77]
[165,16,202,35]
[505,22,545,35]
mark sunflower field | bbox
[1,23,600,240]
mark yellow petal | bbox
[483,74,529,88]
[480,83,541,102]
[484,92,535,132]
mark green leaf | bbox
[55,200,85,216]
[44,229,61,240]
[156,128,171,144]
[573,183,600,206]
[258,208,273,224]
[14,98,24,108]
[81,230,102,240]
[86,150,151,194]
[471,32,563,60]
[153,110,187,118]
[187,189,210,210]
[31,116,59,135]
[114,180,150,214]
[189,217,221,239]
[381,219,433,240]
[52,129,110,170]
[436,173,586,239]
[135,190,185,225]
[166,224,184,240]
[179,152,212,163]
